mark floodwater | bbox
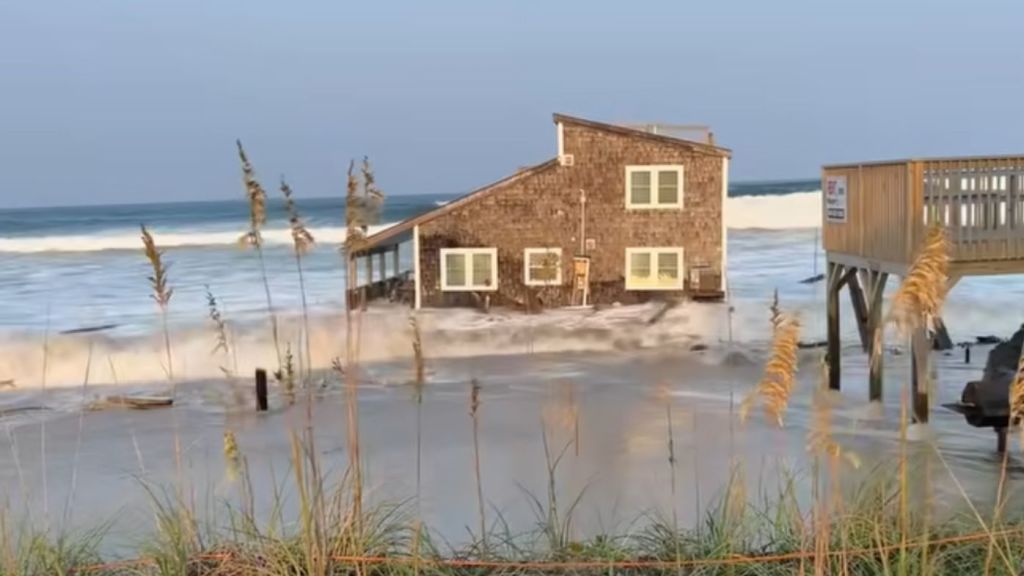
[1,326,1020,555]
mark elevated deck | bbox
[821,155,1024,427]
[823,155,1024,276]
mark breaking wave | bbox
[0,191,823,254]
[726,190,821,230]
[0,223,399,254]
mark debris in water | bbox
[799,273,825,284]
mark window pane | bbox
[657,170,679,205]
[445,253,466,287]
[471,253,493,287]
[657,252,679,279]
[630,171,651,205]
[529,251,559,282]
[630,252,651,279]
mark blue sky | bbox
[2,0,1022,207]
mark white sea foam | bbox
[726,190,821,229]
[0,223,398,254]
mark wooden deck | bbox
[821,155,1024,425]
[823,156,1024,276]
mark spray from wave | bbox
[726,191,821,229]
[0,223,398,254]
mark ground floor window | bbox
[440,248,498,291]
[524,248,562,286]
[625,247,684,290]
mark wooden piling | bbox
[255,368,268,412]
[867,271,888,402]
[965,344,971,364]
[826,262,842,391]
[910,328,929,424]
[847,271,871,352]
[997,427,1008,453]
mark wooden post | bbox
[997,427,1008,453]
[378,251,387,281]
[911,327,930,423]
[867,271,888,403]
[363,255,371,311]
[827,262,842,391]
[255,368,268,412]
[393,245,400,279]
[932,317,953,351]
[847,271,871,352]
[965,344,971,364]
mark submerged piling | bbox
[255,368,268,411]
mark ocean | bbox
[1,178,1021,388]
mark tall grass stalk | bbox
[410,313,425,509]
[40,308,51,526]
[469,379,487,555]
[205,286,234,378]
[343,160,366,548]
[141,224,174,385]
[236,140,282,372]
[657,382,681,574]
[62,342,93,530]
[281,177,315,383]
[740,308,801,426]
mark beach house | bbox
[349,113,731,309]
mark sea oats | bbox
[236,140,267,248]
[740,312,801,426]
[280,177,315,254]
[887,224,950,335]
[141,225,172,309]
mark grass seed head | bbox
[236,140,267,248]
[141,224,172,309]
[887,224,950,335]
[280,177,315,254]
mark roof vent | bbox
[559,154,575,167]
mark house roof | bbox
[553,113,732,157]
[351,113,729,254]
[351,158,561,253]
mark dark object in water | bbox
[103,395,174,409]
[689,343,708,352]
[0,379,14,389]
[945,323,1024,451]
[59,323,118,335]
[799,273,825,285]
[0,405,49,418]
[255,368,268,412]
[798,340,827,349]
[976,335,1003,345]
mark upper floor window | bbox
[441,248,498,291]
[625,165,684,209]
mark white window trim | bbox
[625,165,685,210]
[625,247,685,291]
[440,248,498,292]
[523,247,563,287]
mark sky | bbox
[2,0,1023,208]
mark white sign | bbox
[825,175,848,223]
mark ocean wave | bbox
[0,223,399,254]
[726,190,820,229]
[0,191,823,254]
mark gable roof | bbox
[553,113,732,158]
[352,158,561,252]
[352,113,729,253]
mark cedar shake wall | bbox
[418,120,725,308]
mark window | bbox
[625,247,684,290]
[524,248,562,286]
[626,165,684,209]
[440,248,498,291]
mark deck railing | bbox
[823,156,1024,268]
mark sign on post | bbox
[825,175,848,223]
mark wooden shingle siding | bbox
[417,116,726,308]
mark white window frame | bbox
[625,247,685,291]
[440,248,498,292]
[523,247,563,287]
[625,165,685,209]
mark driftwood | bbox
[89,395,173,411]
